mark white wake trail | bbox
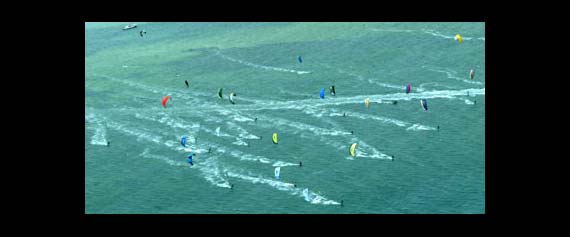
[423,66,483,85]
[140,149,231,188]
[225,171,340,205]
[215,50,311,75]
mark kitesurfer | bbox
[392,101,398,105]
[254,118,258,122]
[293,184,297,188]
[474,100,477,105]
[470,69,475,80]
[351,131,354,135]
[343,113,346,117]
[230,184,234,189]
[299,161,303,167]
[185,80,189,88]
[340,200,344,206]
[437,125,440,131]
[106,141,110,147]
[208,147,212,153]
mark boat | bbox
[122,24,138,30]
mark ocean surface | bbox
[85,22,485,214]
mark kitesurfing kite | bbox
[162,96,171,108]
[187,154,194,166]
[365,98,370,108]
[406,83,411,94]
[275,167,281,179]
[218,88,223,99]
[272,133,278,144]
[454,34,463,43]
[470,69,475,80]
[319,89,325,99]
[349,143,357,157]
[298,56,303,63]
[181,136,187,147]
[229,92,236,104]
[420,99,428,111]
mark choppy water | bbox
[85,22,485,213]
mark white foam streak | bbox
[370,28,413,32]
[232,138,248,146]
[424,66,483,85]
[226,121,259,140]
[135,113,201,132]
[140,149,231,188]
[106,120,162,144]
[329,108,409,127]
[354,140,392,160]
[93,74,213,106]
[322,64,407,91]
[406,124,436,131]
[226,172,339,205]
[272,161,299,167]
[421,29,484,42]
[215,51,311,75]
[369,28,485,42]
[232,114,254,122]
[199,157,232,188]
[140,148,186,167]
[263,116,351,137]
[236,88,484,112]
[88,122,108,146]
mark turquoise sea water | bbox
[85,22,485,214]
